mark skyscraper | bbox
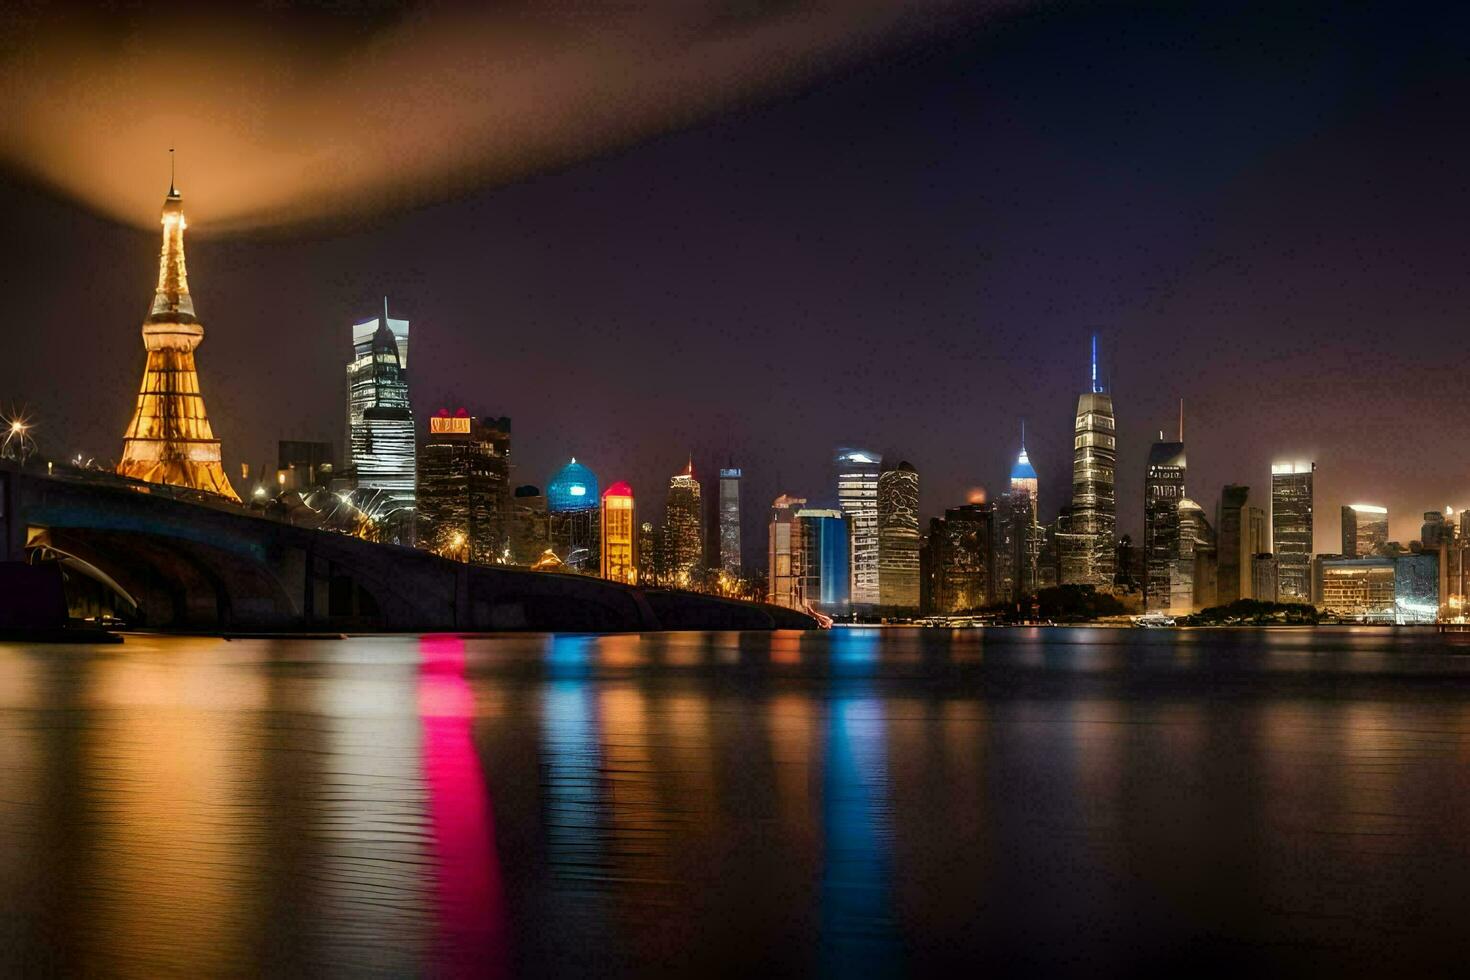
[767,494,807,608]
[1341,504,1389,557]
[663,459,703,587]
[925,503,994,614]
[877,461,920,611]
[1178,497,1216,611]
[836,449,882,608]
[601,482,637,584]
[118,178,239,500]
[416,410,511,563]
[547,458,600,571]
[1064,337,1116,589]
[1217,485,1267,605]
[1271,461,1315,602]
[719,467,742,575]
[1144,437,1186,613]
[795,508,853,616]
[346,302,416,522]
[1005,434,1042,601]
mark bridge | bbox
[0,464,815,633]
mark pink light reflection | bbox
[418,634,509,978]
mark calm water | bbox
[6,627,1470,977]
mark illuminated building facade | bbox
[877,461,920,611]
[795,508,852,616]
[1393,552,1440,624]
[1064,338,1116,589]
[509,485,548,565]
[1003,439,1042,602]
[1217,485,1266,604]
[663,460,703,586]
[1313,556,1396,621]
[836,449,882,608]
[925,503,993,614]
[601,482,637,584]
[719,467,742,575]
[1271,461,1315,602]
[347,302,416,533]
[1143,439,1186,613]
[547,458,600,572]
[347,302,409,461]
[117,180,239,500]
[416,410,511,563]
[1341,504,1388,557]
[767,494,807,608]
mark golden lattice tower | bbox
[117,177,239,501]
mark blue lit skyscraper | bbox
[547,457,600,572]
[797,507,852,616]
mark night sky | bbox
[3,2,1469,558]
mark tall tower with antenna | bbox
[117,161,239,500]
[1062,334,1116,589]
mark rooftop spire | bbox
[168,147,177,198]
[1178,398,1184,442]
[1091,334,1101,393]
[149,165,194,322]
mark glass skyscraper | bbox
[877,461,920,611]
[346,303,416,540]
[719,467,742,575]
[795,508,852,616]
[1144,438,1186,613]
[1064,338,1116,589]
[836,449,882,608]
[1341,504,1389,557]
[1271,461,1315,602]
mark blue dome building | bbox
[547,457,600,513]
[1009,447,1037,483]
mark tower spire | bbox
[1178,398,1184,442]
[119,172,238,501]
[1090,334,1100,393]
[168,147,176,198]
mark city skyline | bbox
[4,4,1470,557]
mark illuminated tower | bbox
[347,301,416,506]
[719,467,743,576]
[601,482,637,584]
[1271,461,1315,601]
[836,449,882,608]
[877,461,920,610]
[663,459,704,587]
[117,176,239,500]
[547,458,600,572]
[1006,429,1041,600]
[1143,436,1186,612]
[1063,337,1116,589]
